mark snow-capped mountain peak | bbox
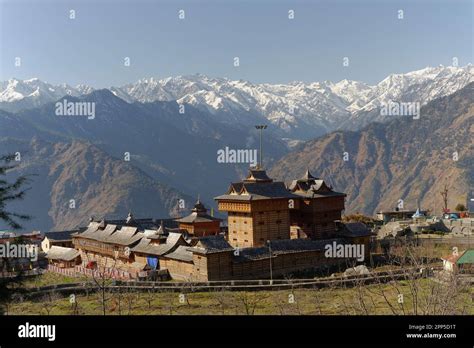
[0,78,95,111]
[1,65,472,139]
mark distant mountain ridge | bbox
[0,138,193,231]
[1,68,472,230]
[270,82,474,215]
[0,78,93,112]
[2,65,472,139]
[0,89,288,230]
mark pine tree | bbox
[0,154,32,314]
[0,154,31,229]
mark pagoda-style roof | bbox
[192,198,207,213]
[243,168,273,183]
[215,168,299,202]
[288,170,346,198]
[176,199,221,224]
[301,169,317,181]
[144,221,168,240]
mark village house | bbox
[72,220,144,275]
[376,210,427,223]
[41,229,84,253]
[442,249,474,274]
[46,246,81,268]
[0,231,17,244]
[335,222,372,258]
[72,214,192,278]
[175,199,221,237]
[71,214,175,275]
[131,224,190,275]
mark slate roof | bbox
[243,168,273,183]
[144,226,167,240]
[176,199,221,223]
[78,223,117,242]
[79,221,101,236]
[163,245,193,262]
[176,213,221,223]
[234,238,345,262]
[290,190,345,199]
[288,170,345,198]
[74,215,183,247]
[229,182,244,193]
[74,222,143,246]
[215,181,299,201]
[377,210,421,215]
[188,235,234,254]
[46,246,80,261]
[107,226,143,245]
[131,232,185,256]
[0,232,16,239]
[215,168,300,202]
[44,229,85,242]
[301,169,317,181]
[143,222,190,240]
[339,222,373,237]
[89,217,178,231]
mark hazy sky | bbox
[0,0,472,87]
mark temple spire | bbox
[192,196,207,214]
[126,211,134,224]
[302,169,315,181]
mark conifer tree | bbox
[0,154,31,229]
[0,154,32,314]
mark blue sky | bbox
[0,0,472,87]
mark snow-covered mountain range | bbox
[0,78,93,109]
[1,65,472,139]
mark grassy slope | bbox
[8,278,473,315]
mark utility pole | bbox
[267,239,273,285]
[255,125,267,169]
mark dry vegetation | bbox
[6,276,473,316]
[6,244,472,316]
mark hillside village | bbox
[2,167,473,282]
[40,167,373,281]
